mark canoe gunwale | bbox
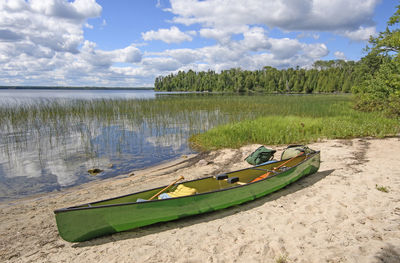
[54,151,320,214]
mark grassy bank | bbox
[189,96,399,150]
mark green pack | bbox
[245,146,276,165]
[281,145,315,160]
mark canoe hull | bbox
[55,152,320,242]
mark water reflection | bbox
[0,90,260,201]
[0,89,156,104]
[0,90,201,201]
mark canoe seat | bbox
[158,184,197,199]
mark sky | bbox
[0,0,398,87]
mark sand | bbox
[0,137,399,263]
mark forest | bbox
[154,60,358,94]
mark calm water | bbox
[0,89,197,201]
[0,89,156,104]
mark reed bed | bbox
[0,94,398,154]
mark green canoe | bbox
[54,150,320,242]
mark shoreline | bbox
[0,153,198,207]
[1,137,399,262]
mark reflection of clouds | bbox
[0,90,155,106]
[0,148,42,178]
[117,120,143,133]
[146,134,186,151]
[0,125,102,188]
[46,159,78,187]
[9,158,42,178]
[20,159,41,178]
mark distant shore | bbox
[1,137,399,262]
[0,86,154,90]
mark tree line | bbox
[154,60,358,94]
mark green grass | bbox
[189,95,399,150]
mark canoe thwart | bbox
[215,174,228,180]
[226,177,246,185]
[227,177,239,184]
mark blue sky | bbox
[0,0,397,87]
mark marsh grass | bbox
[0,94,398,154]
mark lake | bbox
[0,90,371,201]
[0,89,200,201]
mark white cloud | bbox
[0,0,146,86]
[162,48,201,64]
[303,43,329,58]
[145,31,329,74]
[240,27,271,51]
[84,22,93,29]
[342,26,376,42]
[199,28,231,43]
[142,57,182,71]
[30,0,102,21]
[169,0,379,32]
[142,26,194,44]
[0,0,101,55]
[334,51,347,60]
[269,38,302,59]
[199,24,249,44]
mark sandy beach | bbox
[0,137,399,263]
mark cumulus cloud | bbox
[162,48,201,64]
[334,51,347,60]
[199,28,231,44]
[199,24,249,44]
[169,0,378,32]
[0,0,147,86]
[145,31,329,74]
[29,0,102,21]
[142,26,195,44]
[240,27,271,51]
[168,0,380,48]
[269,38,302,59]
[0,0,101,55]
[342,26,376,42]
[303,43,329,58]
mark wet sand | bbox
[1,137,399,262]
